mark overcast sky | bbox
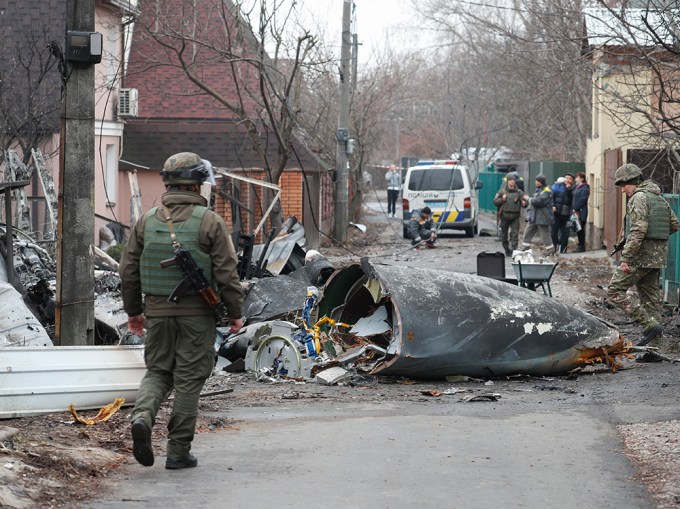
[300,0,429,65]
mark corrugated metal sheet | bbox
[251,241,306,275]
[0,345,145,419]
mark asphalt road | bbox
[87,192,674,509]
[90,402,652,509]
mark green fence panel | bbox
[478,172,505,212]
[662,194,680,293]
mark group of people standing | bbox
[496,163,679,347]
[494,171,591,257]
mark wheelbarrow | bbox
[511,260,559,297]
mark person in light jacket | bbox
[385,165,401,218]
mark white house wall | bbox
[585,52,662,247]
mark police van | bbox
[402,160,482,238]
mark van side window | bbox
[407,168,464,191]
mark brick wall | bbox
[214,170,310,243]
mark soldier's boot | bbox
[637,324,663,346]
[131,418,154,467]
[166,452,198,470]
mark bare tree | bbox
[0,27,61,166]
[417,0,592,162]
[585,0,680,175]
[131,0,329,216]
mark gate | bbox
[603,149,623,255]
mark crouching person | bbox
[408,206,436,248]
[119,152,244,470]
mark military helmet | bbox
[614,163,643,186]
[160,152,209,185]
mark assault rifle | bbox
[610,239,626,257]
[160,248,224,317]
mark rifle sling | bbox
[162,205,182,249]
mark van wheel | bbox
[464,226,474,238]
[473,222,479,235]
[403,225,409,239]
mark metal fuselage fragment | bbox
[320,263,625,379]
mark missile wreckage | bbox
[220,259,630,381]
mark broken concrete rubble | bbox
[221,260,630,381]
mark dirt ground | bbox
[2,211,680,508]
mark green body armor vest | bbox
[625,190,671,240]
[140,206,213,296]
[500,189,523,217]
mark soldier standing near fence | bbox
[494,175,528,256]
[607,163,680,346]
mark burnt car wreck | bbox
[220,259,630,381]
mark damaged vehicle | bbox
[221,260,629,380]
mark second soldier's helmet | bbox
[614,163,643,186]
[160,152,209,186]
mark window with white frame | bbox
[107,26,117,89]
[106,144,117,206]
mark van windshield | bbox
[407,168,464,191]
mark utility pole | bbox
[395,117,402,165]
[333,0,352,242]
[55,0,96,345]
[351,33,359,95]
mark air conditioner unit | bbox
[118,88,138,117]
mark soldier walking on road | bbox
[494,175,527,256]
[607,163,680,346]
[119,152,244,469]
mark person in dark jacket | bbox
[571,172,590,252]
[119,152,244,470]
[408,206,436,248]
[521,175,554,255]
[550,173,574,253]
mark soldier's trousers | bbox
[500,216,520,252]
[607,266,661,331]
[131,315,216,459]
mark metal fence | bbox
[477,172,505,212]
[662,193,680,306]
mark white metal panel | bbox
[0,345,145,419]
[0,281,52,347]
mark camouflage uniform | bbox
[493,184,526,255]
[607,177,680,333]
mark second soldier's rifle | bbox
[159,206,225,319]
[610,238,625,257]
